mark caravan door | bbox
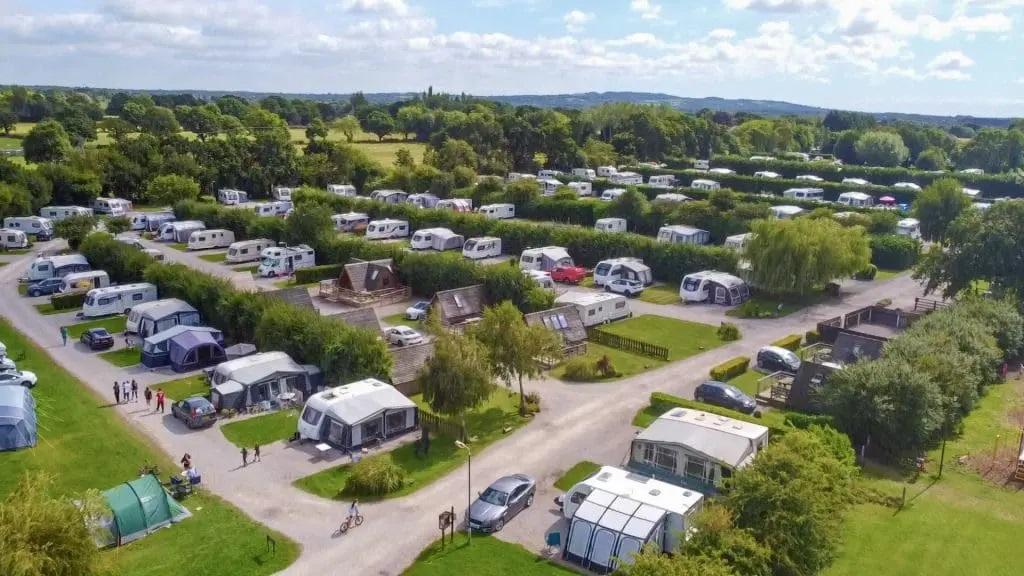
[714,285,728,305]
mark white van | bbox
[159,221,205,243]
[4,216,53,240]
[81,283,158,318]
[226,239,275,263]
[691,179,721,191]
[600,188,627,202]
[332,212,370,232]
[837,191,873,207]
[246,202,273,217]
[365,219,409,240]
[572,168,596,180]
[410,228,464,251]
[328,184,357,197]
[217,188,248,205]
[478,203,515,220]
[770,205,804,219]
[596,166,618,178]
[896,218,921,240]
[783,188,825,202]
[23,254,90,282]
[187,228,235,250]
[538,169,564,179]
[60,270,110,293]
[594,218,627,234]
[554,292,631,327]
[648,175,676,188]
[258,244,315,277]
[436,199,473,212]
[39,206,92,221]
[593,258,652,287]
[462,237,501,260]
[568,181,593,197]
[272,187,294,201]
[93,197,133,216]
[0,228,29,249]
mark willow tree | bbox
[417,328,494,439]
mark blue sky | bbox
[1,0,1022,116]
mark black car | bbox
[171,396,217,429]
[80,328,115,350]
[26,277,64,297]
[756,346,801,373]
[694,380,757,414]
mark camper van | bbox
[93,197,133,216]
[572,168,597,180]
[600,188,627,202]
[724,233,753,252]
[837,191,873,207]
[39,206,92,221]
[519,246,573,272]
[609,171,643,185]
[60,270,110,293]
[365,219,409,240]
[594,218,627,234]
[783,188,825,202]
[436,198,473,212]
[462,237,501,260]
[250,202,276,217]
[4,216,53,240]
[217,188,248,205]
[691,179,720,191]
[657,225,710,245]
[327,184,357,197]
[554,292,631,327]
[81,283,158,318]
[23,254,90,282]
[596,166,618,178]
[145,213,175,232]
[538,169,564,179]
[568,181,593,197]
[187,229,235,250]
[896,218,921,239]
[479,203,515,220]
[257,244,315,278]
[332,212,370,233]
[680,271,750,306]
[647,174,676,188]
[370,189,408,204]
[408,193,440,209]
[770,205,804,219]
[1,228,29,249]
[654,193,691,204]
[593,258,652,287]
[225,239,275,263]
[410,228,464,251]
[272,187,294,201]
[159,221,206,243]
[539,179,562,195]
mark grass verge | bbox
[158,374,210,401]
[554,461,601,491]
[636,284,681,305]
[600,314,728,361]
[98,347,140,367]
[232,264,259,273]
[33,302,63,315]
[403,534,575,576]
[168,243,189,251]
[551,342,665,381]
[382,311,422,327]
[728,370,766,397]
[64,316,127,339]
[198,252,228,263]
[726,294,821,319]
[220,409,300,448]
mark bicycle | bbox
[339,514,364,534]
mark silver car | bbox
[468,474,536,533]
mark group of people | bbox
[112,381,164,412]
[241,444,261,466]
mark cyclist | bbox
[348,500,361,523]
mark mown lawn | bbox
[98,347,141,367]
[600,314,727,361]
[636,283,681,305]
[64,315,127,339]
[0,318,299,576]
[33,302,62,315]
[220,409,300,448]
[168,242,189,251]
[0,135,22,149]
[554,461,601,491]
[873,268,904,282]
[158,374,210,401]
[728,370,767,397]
[403,534,576,576]
[198,252,228,263]
[232,264,259,273]
[382,311,422,328]
[551,342,665,381]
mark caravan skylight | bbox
[454,294,464,308]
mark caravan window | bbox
[99,297,113,306]
[301,407,322,426]
[37,264,50,272]
[386,411,406,433]
[615,301,626,309]
[270,381,281,396]
[683,277,700,292]
[132,292,144,301]
[521,255,534,263]
[643,443,677,473]
[595,263,611,276]
[685,456,708,481]
[587,309,596,317]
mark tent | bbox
[0,385,37,451]
[101,474,190,546]
[142,326,223,368]
[224,343,256,360]
[168,331,226,373]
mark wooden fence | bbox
[419,411,463,440]
[587,328,669,361]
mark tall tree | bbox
[417,328,494,438]
[912,177,971,242]
[22,120,72,163]
[145,174,200,207]
[331,115,361,142]
[854,131,909,167]
[364,110,396,142]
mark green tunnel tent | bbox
[102,474,190,546]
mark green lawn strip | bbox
[168,243,189,251]
[636,284,681,305]
[551,342,664,381]
[33,302,63,315]
[98,348,141,367]
[554,461,601,491]
[272,279,319,290]
[726,294,820,319]
[381,311,422,328]
[17,283,27,295]
[232,264,259,272]
[220,409,300,448]
[872,268,906,281]
[727,370,767,397]
[0,318,299,576]
[579,277,595,288]
[198,252,228,263]
[403,534,576,576]
[64,316,127,339]
[2,247,33,255]
[599,314,727,361]
[158,374,210,401]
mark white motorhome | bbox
[250,202,277,217]
[538,169,564,179]
[365,219,409,240]
[724,233,753,252]
[647,174,676,188]
[593,258,652,287]
[754,171,781,179]
[410,228,464,251]
[159,221,205,243]
[554,292,631,327]
[81,283,158,318]
[539,179,562,195]
[837,191,873,207]
[144,213,175,232]
[187,228,235,250]
[23,254,90,282]
[594,218,627,234]
[0,228,28,249]
[226,239,275,263]
[842,177,871,186]
[572,168,597,180]
[896,218,921,240]
[370,189,408,205]
[680,271,750,306]
[519,246,573,272]
[39,206,93,221]
[408,193,440,209]
[568,181,593,197]
[435,198,473,212]
[93,197,133,216]
[258,244,315,278]
[770,205,804,219]
[272,187,294,201]
[657,225,710,245]
[270,201,292,216]
[783,187,825,202]
[479,203,515,220]
[596,166,618,178]
[332,212,370,232]
[60,270,110,293]
[217,188,248,205]
[4,216,53,240]
[690,179,720,191]
[609,171,643,185]
[327,184,357,197]
[462,237,501,260]
[600,188,627,202]
[654,193,691,204]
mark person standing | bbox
[144,386,153,408]
[156,388,165,413]
[122,382,130,404]
[131,380,138,402]
[60,326,68,347]
[254,444,261,462]
[113,381,121,404]
[241,446,249,467]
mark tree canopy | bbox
[418,328,495,437]
[912,177,972,242]
[854,131,910,167]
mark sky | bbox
[1,0,1023,117]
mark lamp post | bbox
[455,440,471,545]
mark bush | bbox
[717,322,741,341]
[783,413,834,430]
[854,264,878,280]
[595,355,617,378]
[870,234,920,270]
[771,334,802,352]
[294,264,344,285]
[343,457,406,497]
[710,356,750,381]
[561,357,599,381]
[50,291,87,311]
[804,330,821,345]
[524,391,542,414]
[731,299,775,319]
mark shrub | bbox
[595,355,617,378]
[710,356,750,381]
[524,391,542,414]
[771,334,802,352]
[870,234,920,270]
[783,413,834,430]
[804,330,821,345]
[343,457,406,497]
[717,322,741,341]
[854,264,878,280]
[730,299,775,319]
[561,357,599,381]
[50,291,87,311]
[294,264,344,285]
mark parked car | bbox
[468,474,536,533]
[405,301,430,321]
[386,326,424,347]
[605,278,645,297]
[26,277,64,297]
[0,356,15,371]
[549,265,588,284]
[694,380,757,414]
[171,396,217,429]
[0,369,38,388]
[756,345,801,373]
[80,328,115,351]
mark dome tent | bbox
[101,474,190,546]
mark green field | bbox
[554,461,601,491]
[198,252,228,263]
[636,284,681,305]
[98,347,141,367]
[0,136,22,149]
[552,342,665,381]
[351,142,427,168]
[0,319,299,575]
[64,315,127,339]
[157,374,209,401]
[727,370,767,397]
[403,535,576,576]
[600,314,728,361]
[220,409,300,448]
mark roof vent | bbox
[682,490,692,497]
[732,423,744,430]
[669,408,686,418]
[648,489,661,496]
[596,472,612,482]
[371,381,384,387]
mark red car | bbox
[549,265,588,284]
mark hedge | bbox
[710,356,750,381]
[294,264,345,285]
[51,291,87,311]
[771,334,803,352]
[648,392,786,436]
[870,234,921,270]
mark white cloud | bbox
[724,0,828,12]
[606,32,662,47]
[563,10,594,33]
[707,28,737,40]
[926,49,975,79]
[340,0,409,17]
[630,0,662,20]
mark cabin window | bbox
[301,407,322,426]
[615,302,626,310]
[99,297,113,306]
[685,456,708,481]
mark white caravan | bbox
[538,169,564,179]
[724,233,753,252]
[539,179,562,195]
[60,270,110,293]
[594,218,627,234]
[0,228,28,249]
[654,193,691,203]
[837,191,873,207]
[250,202,276,217]
[144,213,176,232]
[81,283,158,318]
[754,171,781,179]
[187,228,235,250]
[128,212,169,231]
[408,193,440,209]
[596,166,618,178]
[410,228,464,251]
[600,188,627,202]
[270,201,292,216]
[272,187,294,201]
[796,174,824,182]
[39,206,92,221]
[896,218,921,240]
[680,271,750,305]
[770,205,804,219]
[708,167,735,175]
[370,189,408,205]
[691,179,720,191]
[332,212,370,232]
[568,181,593,197]
[893,182,921,191]
[593,258,652,287]
[4,216,53,240]
[479,203,515,220]
[159,221,205,243]
[217,188,248,205]
[693,159,710,170]
[435,198,473,212]
[657,225,710,245]
[609,171,643,185]
[842,177,871,186]
[365,219,409,240]
[93,197,133,216]
[462,237,501,260]
[519,246,573,272]
[507,172,537,182]
[258,244,315,278]
[647,174,676,188]
[783,188,825,202]
[23,254,90,282]
[226,239,275,264]
[554,292,631,327]
[962,187,981,198]
[327,184,357,197]
[750,155,775,162]
[572,168,597,180]
[960,168,984,175]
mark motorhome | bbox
[724,233,753,252]
[680,271,750,305]
[754,171,781,179]
[538,169,564,179]
[0,228,29,249]
[408,193,440,209]
[962,187,981,198]
[654,193,691,203]
[568,181,593,196]
[327,184,357,197]
[609,171,643,185]
[23,254,90,282]
[250,202,277,217]
[647,175,676,188]
[187,228,235,250]
[519,246,573,272]
[657,225,710,245]
[554,292,631,327]
[365,219,409,240]
[3,216,53,240]
[257,244,315,277]
[159,221,205,243]
[370,189,408,205]
[600,188,627,202]
[523,269,555,290]
[145,213,175,232]
[39,205,92,221]
[81,283,158,318]
[693,159,710,170]
[572,168,597,180]
[217,188,248,205]
[596,166,618,178]
[783,187,825,202]
[770,205,804,219]
[272,187,294,201]
[594,218,627,234]
[92,197,133,216]
[60,270,110,293]
[410,228,464,251]
[690,179,720,191]
[896,218,921,239]
[539,178,562,195]
[226,239,275,263]
[435,198,473,212]
[593,258,652,287]
[332,212,370,233]
[837,191,873,207]
[479,203,515,220]
[842,177,871,186]
[462,237,501,260]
